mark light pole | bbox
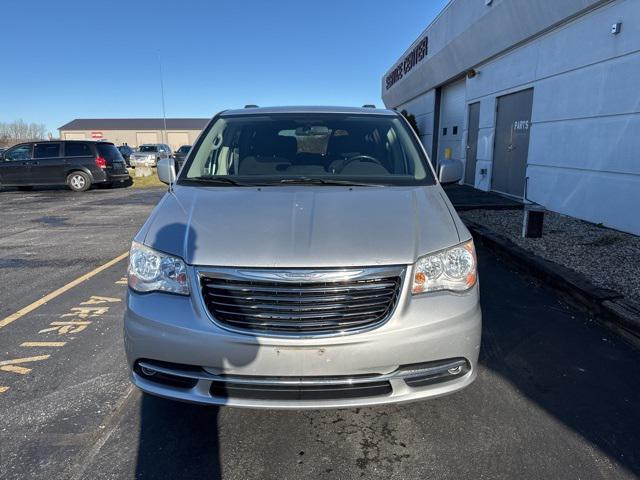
[157,51,168,145]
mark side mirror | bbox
[157,157,176,185]
[438,158,463,185]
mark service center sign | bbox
[385,36,428,90]
[91,131,103,139]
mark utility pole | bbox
[157,51,168,145]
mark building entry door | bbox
[464,102,480,186]
[492,88,533,197]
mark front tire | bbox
[67,171,91,192]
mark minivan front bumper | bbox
[124,266,481,409]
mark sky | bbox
[0,0,448,134]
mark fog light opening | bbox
[140,366,157,377]
[402,358,471,388]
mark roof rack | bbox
[244,104,259,108]
[362,104,376,108]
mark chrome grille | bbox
[199,267,404,335]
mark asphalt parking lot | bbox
[1,186,639,480]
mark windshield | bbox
[139,145,158,152]
[179,113,435,186]
[178,145,191,153]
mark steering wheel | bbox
[341,154,384,170]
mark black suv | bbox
[0,141,130,192]
[172,144,192,171]
[117,145,134,167]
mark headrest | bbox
[250,132,297,159]
[271,135,297,159]
[327,133,360,156]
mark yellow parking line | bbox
[0,252,128,330]
[0,355,51,374]
[0,365,31,374]
[0,387,9,394]
[0,355,51,366]
[20,342,67,347]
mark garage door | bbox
[436,78,466,169]
[167,132,190,152]
[136,132,158,146]
[64,133,86,140]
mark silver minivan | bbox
[125,106,481,409]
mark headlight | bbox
[128,241,189,295]
[412,239,477,294]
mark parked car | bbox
[172,144,192,171]
[118,145,135,167]
[0,140,130,192]
[129,144,172,167]
[125,106,480,409]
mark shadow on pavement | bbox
[136,396,223,480]
[477,245,640,474]
[132,221,258,479]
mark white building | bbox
[382,0,640,235]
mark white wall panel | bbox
[474,127,495,191]
[533,51,640,122]
[527,165,640,234]
[528,113,640,175]
[466,42,539,102]
[536,0,640,78]
[477,97,496,129]
[396,90,436,115]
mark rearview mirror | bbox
[157,157,176,185]
[438,159,463,185]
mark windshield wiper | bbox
[186,176,252,186]
[278,177,384,187]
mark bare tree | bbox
[0,120,47,147]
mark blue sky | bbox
[0,0,448,134]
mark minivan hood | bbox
[141,185,462,268]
